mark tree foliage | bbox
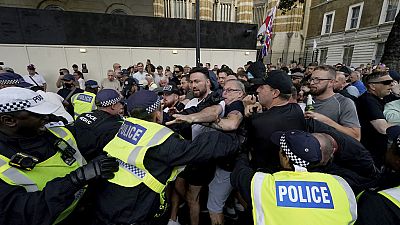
[278,0,305,14]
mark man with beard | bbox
[304,65,361,141]
[162,84,185,124]
[357,71,395,167]
[169,67,225,225]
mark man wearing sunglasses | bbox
[357,71,395,167]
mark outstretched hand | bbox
[165,114,194,125]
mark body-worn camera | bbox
[55,139,76,166]
[9,152,39,171]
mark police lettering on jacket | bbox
[117,121,147,144]
[77,94,93,103]
[275,181,334,209]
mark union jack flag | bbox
[257,7,277,58]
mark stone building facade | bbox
[305,0,400,67]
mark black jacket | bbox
[0,131,82,225]
[92,129,240,224]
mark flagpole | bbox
[195,0,200,67]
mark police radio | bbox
[9,152,39,171]
[54,139,76,166]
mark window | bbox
[164,0,188,18]
[319,48,328,65]
[253,3,266,27]
[321,11,335,35]
[44,5,64,11]
[110,9,127,15]
[380,0,400,23]
[342,46,354,66]
[375,43,386,64]
[346,2,364,30]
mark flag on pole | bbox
[257,6,277,58]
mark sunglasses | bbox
[368,80,394,85]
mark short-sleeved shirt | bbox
[23,74,46,86]
[313,93,360,128]
[356,92,388,167]
[100,78,121,91]
[185,97,225,140]
[247,103,306,171]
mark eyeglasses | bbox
[223,88,241,93]
[309,77,332,84]
[368,80,394,85]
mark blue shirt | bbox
[352,80,366,95]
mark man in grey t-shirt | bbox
[305,65,361,140]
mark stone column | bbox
[237,0,253,23]
[153,0,164,17]
[200,0,213,20]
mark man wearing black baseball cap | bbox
[162,84,185,123]
[231,130,357,225]
[89,90,241,225]
[245,70,306,170]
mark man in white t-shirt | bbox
[23,64,47,91]
[167,67,224,225]
[132,62,148,85]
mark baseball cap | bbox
[0,87,59,114]
[163,84,180,95]
[95,89,123,107]
[126,90,161,114]
[271,130,322,168]
[250,70,293,94]
[120,69,130,76]
[27,64,36,70]
[290,72,304,78]
[338,66,352,76]
[62,74,75,81]
[0,72,32,88]
[85,80,99,88]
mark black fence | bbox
[0,6,257,50]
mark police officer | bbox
[0,72,32,89]
[231,130,357,225]
[0,87,118,225]
[71,80,98,119]
[356,126,400,225]
[73,89,124,161]
[90,90,240,225]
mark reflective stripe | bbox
[126,127,172,165]
[380,187,400,202]
[332,175,357,224]
[3,168,38,192]
[252,172,267,225]
[0,158,6,167]
[127,146,143,165]
[118,159,147,179]
[148,127,173,146]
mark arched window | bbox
[110,9,128,15]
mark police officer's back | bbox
[0,87,118,225]
[91,90,241,225]
[71,80,99,120]
[231,130,357,225]
[73,89,124,160]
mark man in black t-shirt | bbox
[245,70,306,171]
[356,71,394,167]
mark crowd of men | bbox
[0,59,400,225]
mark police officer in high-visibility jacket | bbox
[73,89,124,161]
[0,87,119,225]
[90,90,241,225]
[231,130,357,225]
[356,126,400,225]
[71,80,98,119]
